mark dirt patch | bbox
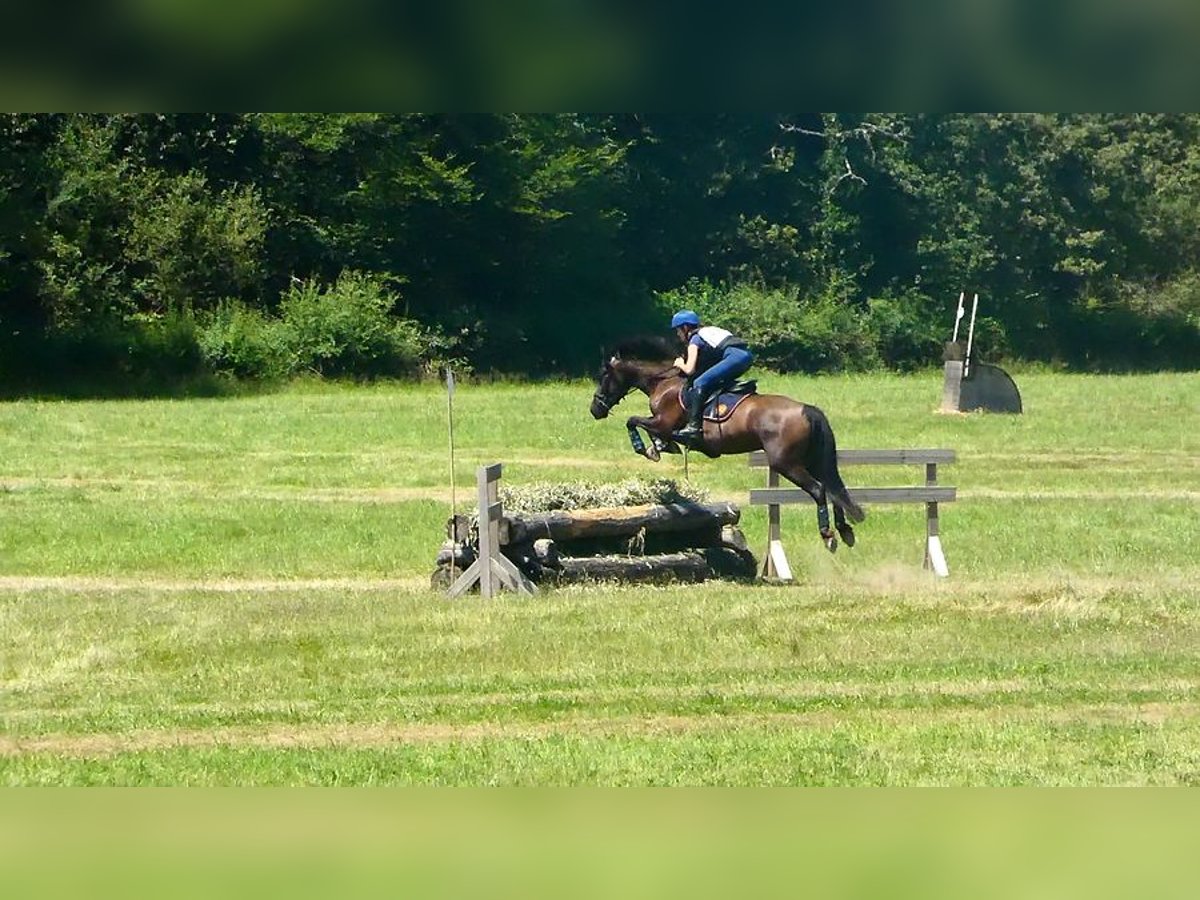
[967,451,1200,465]
[0,477,456,504]
[0,575,431,594]
[6,700,1199,759]
[964,488,1200,502]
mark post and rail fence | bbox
[748,449,957,581]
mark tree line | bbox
[2,113,1198,393]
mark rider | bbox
[670,310,754,442]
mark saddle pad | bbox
[704,391,754,422]
[678,388,756,423]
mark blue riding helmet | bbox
[671,310,701,329]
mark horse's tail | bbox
[803,405,866,523]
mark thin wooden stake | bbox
[446,367,457,582]
[964,293,979,378]
[952,291,966,343]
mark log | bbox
[522,528,723,560]
[436,543,755,589]
[435,540,476,568]
[445,515,472,542]
[430,566,452,590]
[502,502,740,545]
[533,538,559,567]
[704,545,758,578]
[720,524,748,553]
[555,551,713,584]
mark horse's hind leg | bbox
[833,504,855,548]
[774,462,838,553]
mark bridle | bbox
[593,358,684,414]
[591,390,616,414]
[592,355,686,417]
[592,366,625,414]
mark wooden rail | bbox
[748,449,957,581]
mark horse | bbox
[589,336,864,552]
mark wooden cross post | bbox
[446,464,537,599]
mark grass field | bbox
[2,370,1199,784]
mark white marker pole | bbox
[952,291,966,343]
[446,368,457,580]
[964,293,979,378]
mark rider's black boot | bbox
[675,390,705,444]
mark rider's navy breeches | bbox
[692,347,753,398]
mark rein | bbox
[595,361,682,411]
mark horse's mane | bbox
[607,334,677,362]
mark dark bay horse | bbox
[589,337,864,551]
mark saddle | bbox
[678,380,757,423]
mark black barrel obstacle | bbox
[941,341,1023,414]
[941,293,1022,414]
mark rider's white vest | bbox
[695,325,735,348]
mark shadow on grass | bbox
[0,368,263,401]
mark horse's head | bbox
[590,355,632,419]
[591,337,681,419]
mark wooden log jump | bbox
[748,449,957,581]
[501,502,740,545]
[507,501,752,584]
[436,467,755,591]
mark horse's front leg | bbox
[650,434,682,455]
[626,414,679,462]
[625,416,661,461]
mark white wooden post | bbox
[760,467,794,582]
[924,461,949,577]
[964,293,979,378]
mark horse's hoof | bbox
[644,446,661,462]
[837,526,856,548]
[822,531,838,553]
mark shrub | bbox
[1068,276,1200,370]
[278,271,423,378]
[126,174,268,316]
[197,302,292,380]
[0,313,218,397]
[278,271,400,376]
[656,279,878,373]
[500,478,708,516]
[125,312,207,381]
[861,290,945,371]
[197,271,454,381]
